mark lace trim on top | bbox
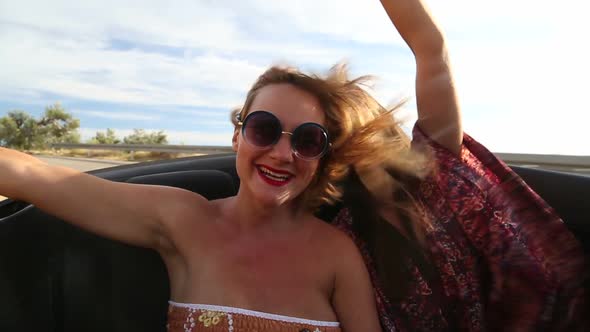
[168,301,340,327]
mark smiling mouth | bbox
[257,165,293,185]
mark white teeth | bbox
[259,166,291,181]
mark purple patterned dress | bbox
[332,126,587,331]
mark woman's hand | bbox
[379,0,462,155]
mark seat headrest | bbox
[126,170,237,200]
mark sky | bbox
[0,0,588,155]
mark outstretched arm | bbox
[0,147,202,252]
[379,0,462,155]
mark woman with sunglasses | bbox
[0,25,386,332]
[0,1,586,332]
[0,80,386,331]
[0,79,382,331]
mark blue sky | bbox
[0,0,588,154]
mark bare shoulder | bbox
[151,186,216,251]
[310,217,381,331]
[306,216,380,330]
[159,186,217,226]
[158,185,211,216]
[307,216,362,266]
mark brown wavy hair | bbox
[232,63,436,301]
[232,62,432,218]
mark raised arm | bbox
[0,147,201,251]
[379,0,462,155]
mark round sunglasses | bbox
[237,110,330,160]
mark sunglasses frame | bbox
[236,110,331,160]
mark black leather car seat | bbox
[0,170,237,332]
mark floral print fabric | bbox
[332,126,587,331]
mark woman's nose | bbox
[269,133,294,162]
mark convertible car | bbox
[0,153,588,332]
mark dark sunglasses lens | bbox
[293,123,328,159]
[243,112,280,147]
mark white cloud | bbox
[0,24,265,107]
[1,0,589,154]
[73,110,160,121]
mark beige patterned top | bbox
[167,302,342,332]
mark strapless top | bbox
[167,301,342,332]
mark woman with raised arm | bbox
[0,0,585,331]
[319,0,587,331]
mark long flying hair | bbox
[232,63,436,300]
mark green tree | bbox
[123,129,168,145]
[0,110,43,149]
[88,128,121,144]
[37,103,80,147]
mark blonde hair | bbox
[231,64,432,222]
